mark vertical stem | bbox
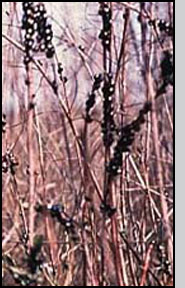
[27,64,36,248]
[110,182,125,286]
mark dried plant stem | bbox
[45,215,62,283]
[140,243,154,286]
[26,64,36,249]
[82,202,99,286]
[110,183,125,286]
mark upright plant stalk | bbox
[99,3,125,286]
[140,243,154,286]
[99,2,111,284]
[22,0,55,253]
[26,64,36,249]
[117,7,130,286]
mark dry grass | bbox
[2,2,173,286]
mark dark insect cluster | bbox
[156,243,172,277]
[48,204,75,234]
[107,101,152,176]
[149,19,173,38]
[160,50,173,87]
[22,2,35,66]
[2,149,19,175]
[57,62,68,84]
[100,202,116,218]
[156,19,173,37]
[48,204,78,241]
[57,62,63,80]
[35,203,76,238]
[22,2,55,68]
[101,73,116,148]
[85,73,103,123]
[2,254,36,286]
[11,270,36,286]
[2,114,6,133]
[48,203,64,220]
[27,235,44,274]
[98,3,112,51]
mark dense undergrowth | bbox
[2,2,173,286]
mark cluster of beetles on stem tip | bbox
[2,114,6,133]
[149,18,174,87]
[106,43,173,178]
[107,101,152,177]
[22,2,55,68]
[2,149,19,175]
[2,114,18,177]
[156,242,172,277]
[149,18,173,38]
[101,73,116,148]
[35,203,77,240]
[98,3,112,51]
[160,50,173,87]
[57,62,68,85]
[85,73,103,123]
